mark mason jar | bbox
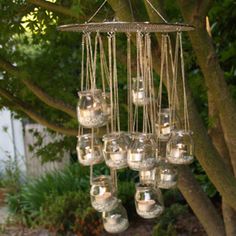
[90,175,118,212]
[155,108,180,141]
[77,89,110,128]
[139,168,156,185]
[135,183,164,219]
[76,133,103,166]
[127,133,157,171]
[156,163,178,189]
[102,200,129,234]
[166,130,194,165]
[103,132,129,169]
[132,77,149,106]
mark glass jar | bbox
[127,133,157,171]
[166,130,194,165]
[135,184,164,219]
[156,163,178,189]
[90,175,118,212]
[139,168,156,185]
[102,200,129,234]
[76,133,103,166]
[103,132,129,169]
[132,77,149,106]
[155,108,180,141]
[77,89,110,128]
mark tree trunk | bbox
[208,93,236,236]
[178,166,226,236]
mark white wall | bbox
[0,109,26,173]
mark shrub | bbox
[6,163,147,234]
[39,191,102,235]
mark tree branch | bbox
[27,0,82,20]
[178,166,226,236]
[144,2,226,235]
[0,87,77,136]
[107,0,236,211]
[177,0,236,196]
[0,57,77,119]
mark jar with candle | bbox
[166,130,194,165]
[156,163,178,189]
[77,89,110,128]
[135,183,164,219]
[127,133,157,171]
[76,133,103,166]
[132,77,149,106]
[102,200,129,234]
[155,108,180,141]
[103,132,129,169]
[139,168,156,185]
[90,175,118,212]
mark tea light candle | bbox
[110,153,126,162]
[106,214,122,225]
[140,169,155,182]
[95,192,112,204]
[138,199,155,212]
[129,153,142,162]
[84,152,94,160]
[79,109,98,118]
[170,148,182,158]
[160,173,173,182]
[132,91,148,105]
[161,126,170,135]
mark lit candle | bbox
[140,169,155,182]
[160,173,173,182]
[161,126,170,135]
[110,153,126,162]
[130,153,143,162]
[79,109,98,118]
[95,192,112,204]
[106,214,122,225]
[138,199,155,212]
[170,148,181,158]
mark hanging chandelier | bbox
[58,0,194,233]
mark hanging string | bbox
[127,33,133,132]
[144,0,168,23]
[110,168,118,193]
[87,0,108,23]
[147,33,156,134]
[128,0,135,22]
[170,33,180,129]
[108,33,114,132]
[98,34,110,134]
[112,33,120,132]
[179,32,190,131]
[81,34,85,92]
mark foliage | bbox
[6,162,136,234]
[193,161,218,198]
[152,203,188,236]
[0,155,22,194]
[39,191,102,235]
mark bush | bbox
[39,191,102,235]
[152,203,188,236]
[6,163,104,234]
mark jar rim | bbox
[173,129,193,135]
[78,88,102,96]
[135,183,153,190]
[77,133,98,140]
[102,131,129,141]
[92,175,112,184]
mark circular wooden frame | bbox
[58,22,194,33]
